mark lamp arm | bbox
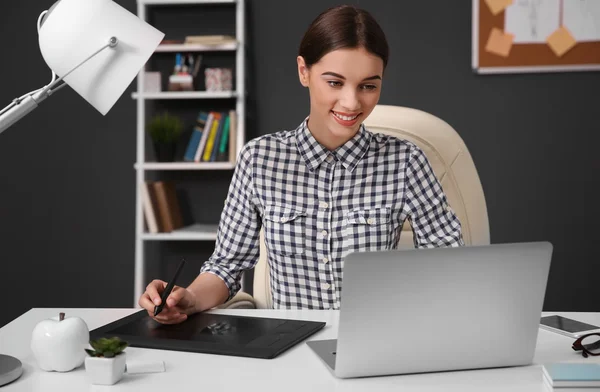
[41,37,118,96]
[0,36,118,135]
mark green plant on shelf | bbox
[147,112,184,144]
[147,112,184,162]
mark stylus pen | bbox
[154,259,186,317]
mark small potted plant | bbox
[147,112,184,162]
[84,336,128,385]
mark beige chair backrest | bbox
[251,105,490,309]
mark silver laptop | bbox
[307,241,553,379]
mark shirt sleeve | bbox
[402,145,464,248]
[199,142,262,300]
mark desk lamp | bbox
[0,0,163,385]
[0,0,163,134]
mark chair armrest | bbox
[214,291,256,309]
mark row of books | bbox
[141,181,183,233]
[183,110,237,163]
[184,35,236,45]
[160,35,237,46]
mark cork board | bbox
[472,0,600,73]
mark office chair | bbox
[219,104,490,309]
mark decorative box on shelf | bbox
[144,72,161,93]
[205,68,232,91]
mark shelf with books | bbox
[135,162,235,170]
[141,223,219,241]
[180,110,237,164]
[156,35,238,52]
[132,91,237,100]
[141,181,219,238]
[134,0,246,306]
[155,42,238,52]
[141,0,235,5]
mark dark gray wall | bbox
[0,0,596,328]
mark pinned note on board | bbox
[485,27,515,57]
[484,0,514,16]
[546,26,577,57]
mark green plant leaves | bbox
[90,339,104,351]
[118,341,128,352]
[87,336,128,357]
[147,112,184,144]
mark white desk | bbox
[1,309,599,391]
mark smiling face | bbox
[297,46,384,151]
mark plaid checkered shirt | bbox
[200,118,464,309]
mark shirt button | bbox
[322,257,329,264]
[319,201,328,209]
[326,155,334,163]
[321,283,331,290]
[280,217,286,222]
[367,218,375,225]
[321,230,328,237]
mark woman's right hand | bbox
[138,279,198,324]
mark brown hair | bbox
[298,5,389,70]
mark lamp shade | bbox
[38,0,164,115]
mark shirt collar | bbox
[296,117,372,173]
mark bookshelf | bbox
[154,42,238,52]
[132,91,237,99]
[133,0,246,306]
[140,224,219,241]
[135,162,235,170]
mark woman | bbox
[139,5,464,324]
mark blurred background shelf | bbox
[135,162,235,170]
[132,91,237,99]
[134,0,246,306]
[141,223,218,241]
[155,42,237,52]
[141,0,235,5]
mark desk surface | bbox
[1,309,599,392]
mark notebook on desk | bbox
[90,310,325,359]
[543,363,600,388]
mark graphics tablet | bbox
[90,310,326,359]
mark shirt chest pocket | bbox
[263,206,307,256]
[343,207,392,253]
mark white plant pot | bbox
[84,353,126,385]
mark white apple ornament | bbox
[30,312,90,372]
